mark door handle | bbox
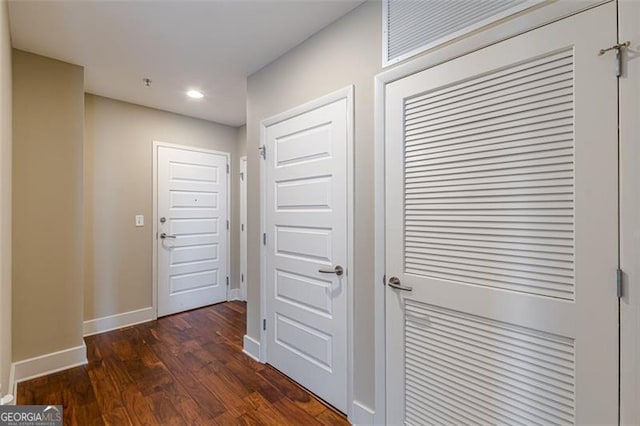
[160,233,176,239]
[319,265,344,276]
[388,276,412,291]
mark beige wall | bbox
[246,0,381,408]
[236,125,246,157]
[12,50,84,361]
[0,0,11,394]
[84,94,240,321]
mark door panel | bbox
[265,97,348,413]
[157,146,228,317]
[385,4,618,424]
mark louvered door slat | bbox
[407,141,573,168]
[406,74,573,121]
[406,245,572,270]
[405,92,573,134]
[405,118,574,149]
[406,131,572,161]
[405,237,574,257]
[406,171,573,188]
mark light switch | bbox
[135,214,144,227]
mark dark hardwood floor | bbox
[17,301,349,425]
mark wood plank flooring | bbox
[17,301,349,426]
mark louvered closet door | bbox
[385,3,618,424]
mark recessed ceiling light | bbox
[187,90,204,99]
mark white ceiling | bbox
[8,0,364,127]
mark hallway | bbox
[17,302,348,425]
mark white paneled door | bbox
[385,4,618,424]
[157,145,229,317]
[264,94,350,413]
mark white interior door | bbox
[264,96,349,413]
[157,145,229,317]
[240,156,248,301]
[385,4,618,424]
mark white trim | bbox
[351,401,375,426]
[242,335,261,362]
[240,155,248,302]
[373,2,610,423]
[227,288,241,301]
[373,74,386,426]
[381,0,545,67]
[10,344,87,398]
[83,307,155,337]
[619,2,640,423]
[7,365,14,405]
[259,129,267,363]
[152,141,232,318]
[259,85,355,419]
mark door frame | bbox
[240,155,248,301]
[619,1,640,422]
[373,1,614,423]
[152,140,231,318]
[259,86,355,418]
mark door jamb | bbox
[152,140,231,318]
[618,1,640,422]
[240,156,248,301]
[259,86,355,418]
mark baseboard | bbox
[6,366,15,405]
[83,307,156,337]
[11,343,88,398]
[228,288,242,301]
[351,400,375,425]
[242,335,261,362]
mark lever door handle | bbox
[388,276,412,291]
[160,233,176,239]
[319,265,344,276]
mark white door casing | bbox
[261,87,354,415]
[156,143,230,317]
[385,3,618,424]
[240,156,248,301]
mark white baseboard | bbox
[351,400,376,425]
[242,334,261,362]
[6,366,15,405]
[83,307,155,337]
[228,288,242,301]
[11,343,88,398]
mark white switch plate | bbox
[135,214,144,227]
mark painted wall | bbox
[12,50,84,361]
[0,0,11,396]
[246,0,381,409]
[84,94,240,321]
[236,125,246,157]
